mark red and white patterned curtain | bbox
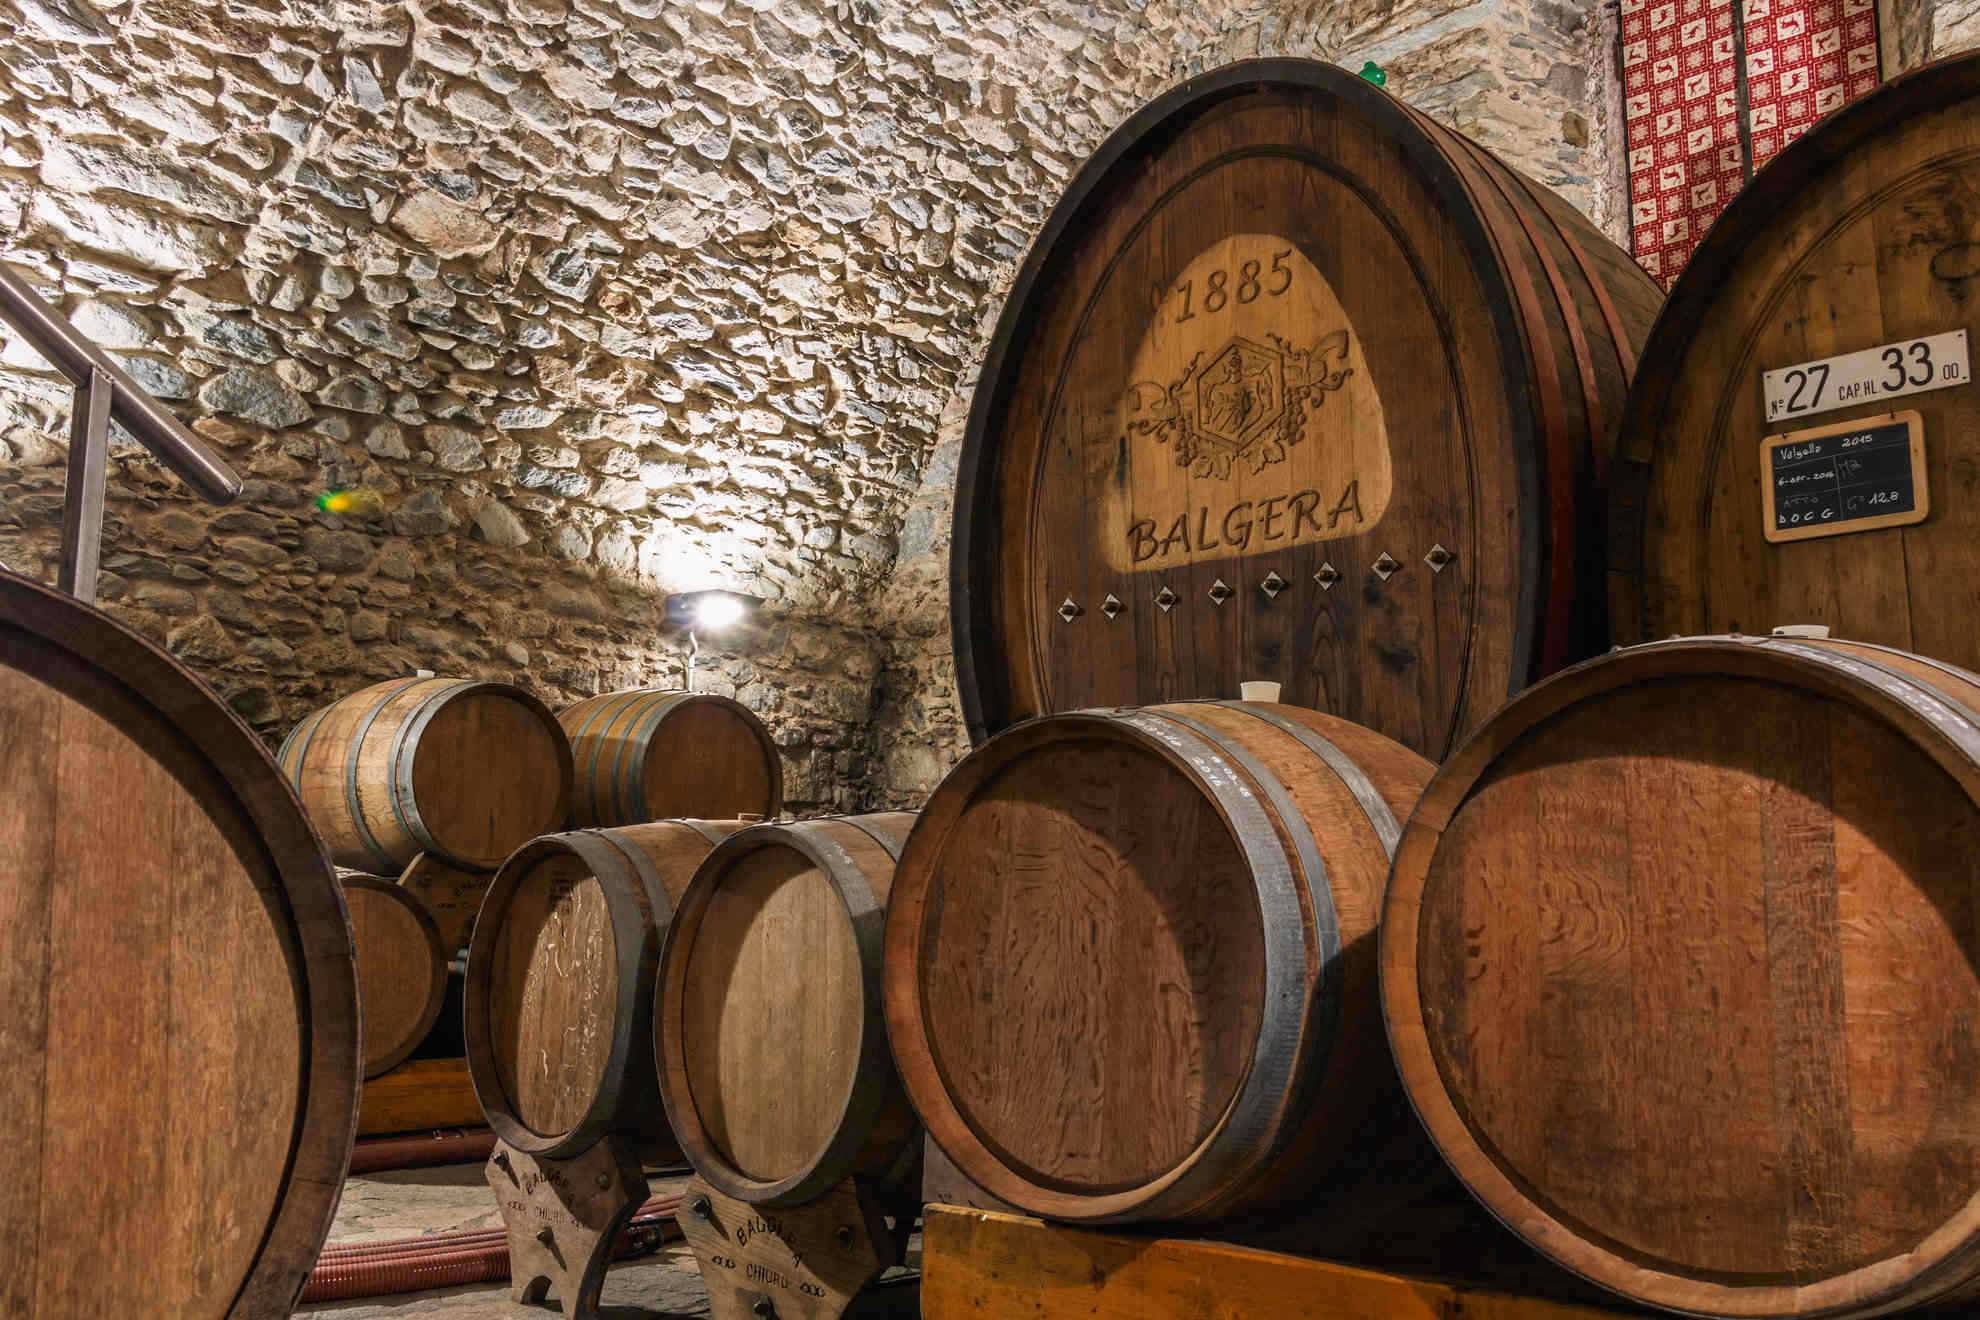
[1622,0,1883,288]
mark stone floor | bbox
[298,1165,918,1319]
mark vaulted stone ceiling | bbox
[0,0,1632,806]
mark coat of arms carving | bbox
[1120,331,1354,478]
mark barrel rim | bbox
[396,679,573,869]
[1380,634,1980,1315]
[0,568,360,1318]
[340,874,448,1079]
[949,55,1545,746]
[882,705,1323,1222]
[463,830,647,1158]
[655,816,904,1206]
[1608,52,1980,643]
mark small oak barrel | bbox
[343,876,448,1079]
[0,569,357,1316]
[464,820,742,1157]
[954,57,1662,761]
[656,813,919,1206]
[1382,635,1980,1317]
[558,688,782,827]
[883,703,1430,1223]
[1613,56,1980,664]
[278,676,573,873]
[397,851,492,955]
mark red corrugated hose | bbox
[300,1194,682,1303]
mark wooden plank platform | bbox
[920,1205,1628,1320]
[358,1057,483,1136]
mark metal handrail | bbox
[0,262,241,602]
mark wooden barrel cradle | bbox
[464,820,742,1157]
[343,876,448,1079]
[0,569,358,1317]
[397,851,492,955]
[278,676,572,874]
[1382,634,1980,1317]
[1613,54,1980,664]
[558,688,782,828]
[883,703,1431,1224]
[953,57,1663,761]
[656,813,919,1206]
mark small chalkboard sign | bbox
[1761,410,1928,544]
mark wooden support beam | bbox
[920,1206,1630,1320]
[358,1056,483,1136]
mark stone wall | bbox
[0,0,1624,811]
[1885,0,1980,63]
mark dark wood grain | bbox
[656,814,920,1207]
[0,569,356,1318]
[953,59,1661,761]
[342,875,448,1079]
[397,851,492,956]
[884,701,1432,1223]
[1383,635,1980,1317]
[558,689,781,828]
[464,821,738,1158]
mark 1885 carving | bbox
[1088,233,1394,572]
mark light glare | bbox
[694,593,745,630]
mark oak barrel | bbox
[883,703,1430,1223]
[1382,634,1980,1317]
[278,676,573,873]
[558,688,781,827]
[0,569,358,1316]
[343,875,448,1079]
[1613,55,1980,663]
[953,58,1662,760]
[656,813,918,1205]
[397,851,491,955]
[464,820,741,1157]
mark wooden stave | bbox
[558,688,783,828]
[341,875,448,1080]
[655,814,919,1207]
[1607,54,1980,649]
[1,569,360,1317]
[1379,634,1980,1318]
[560,688,648,827]
[396,851,493,957]
[463,821,736,1158]
[280,677,573,873]
[950,57,1661,755]
[883,702,1429,1224]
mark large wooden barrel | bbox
[397,851,492,955]
[656,813,918,1205]
[559,688,781,827]
[1382,634,1980,1317]
[278,676,572,873]
[1613,56,1980,662]
[952,57,1662,760]
[884,703,1430,1223]
[0,569,358,1316]
[464,820,742,1157]
[343,875,448,1079]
